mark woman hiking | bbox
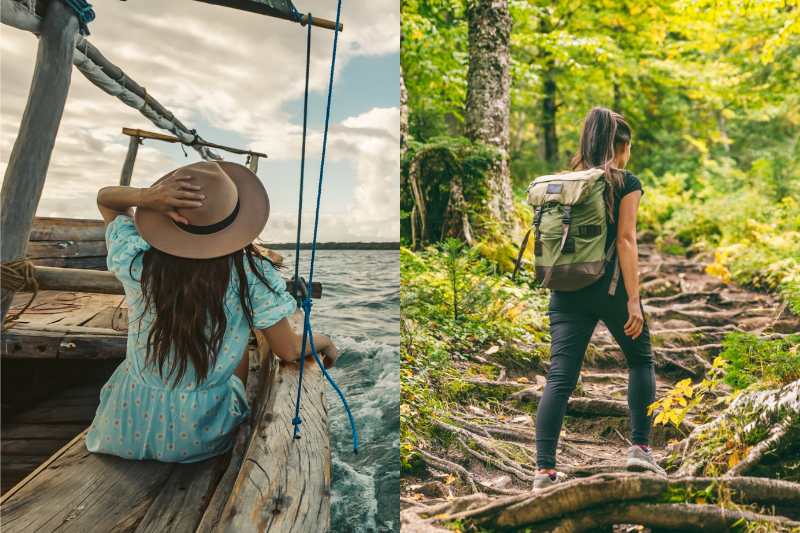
[533,107,666,489]
[86,160,339,463]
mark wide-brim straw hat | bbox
[135,161,269,259]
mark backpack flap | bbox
[526,168,606,208]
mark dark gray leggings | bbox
[535,282,655,469]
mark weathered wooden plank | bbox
[0,433,176,532]
[0,0,79,320]
[30,257,107,269]
[11,404,97,425]
[27,240,107,259]
[215,363,331,532]
[82,306,128,330]
[2,327,126,360]
[29,217,106,241]
[134,457,228,533]
[1,440,72,456]
[1,424,88,440]
[196,344,275,533]
[120,135,141,186]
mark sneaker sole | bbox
[626,458,666,476]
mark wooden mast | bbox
[0,0,79,321]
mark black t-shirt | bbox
[605,170,644,252]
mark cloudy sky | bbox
[0,0,399,243]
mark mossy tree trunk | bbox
[464,0,514,237]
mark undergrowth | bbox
[400,241,548,470]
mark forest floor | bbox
[400,244,800,532]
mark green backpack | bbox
[513,168,620,294]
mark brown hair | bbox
[570,107,632,221]
[133,244,278,387]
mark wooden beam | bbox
[35,266,123,295]
[30,266,323,298]
[0,0,79,321]
[122,127,267,159]
[193,0,343,31]
[1,326,126,360]
[29,217,106,241]
[119,135,140,186]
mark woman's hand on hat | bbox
[141,174,206,225]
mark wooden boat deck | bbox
[1,290,331,532]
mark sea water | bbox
[280,249,400,532]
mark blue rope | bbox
[290,14,312,439]
[290,1,358,454]
[63,0,95,35]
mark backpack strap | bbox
[604,238,620,296]
[512,228,532,282]
[512,206,543,282]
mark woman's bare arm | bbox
[96,174,205,225]
[260,318,339,368]
[616,191,644,339]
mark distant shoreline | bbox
[265,242,400,250]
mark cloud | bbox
[1,0,399,242]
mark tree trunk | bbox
[465,0,514,234]
[441,175,474,245]
[401,63,409,157]
[0,0,79,321]
[539,17,558,166]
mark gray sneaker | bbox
[533,471,564,490]
[626,445,667,476]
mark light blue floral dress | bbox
[85,216,296,463]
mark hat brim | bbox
[134,162,269,259]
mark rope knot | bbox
[301,297,313,313]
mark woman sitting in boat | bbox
[86,161,339,462]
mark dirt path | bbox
[400,244,799,527]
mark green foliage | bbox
[719,333,800,390]
[402,0,800,311]
[648,356,728,430]
[400,244,548,467]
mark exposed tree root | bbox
[415,473,800,531]
[402,243,798,532]
[510,387,629,417]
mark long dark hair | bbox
[570,107,632,221]
[132,244,278,387]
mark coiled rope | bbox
[290,1,359,454]
[0,259,39,329]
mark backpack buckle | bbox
[561,205,572,225]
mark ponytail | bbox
[570,107,631,221]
